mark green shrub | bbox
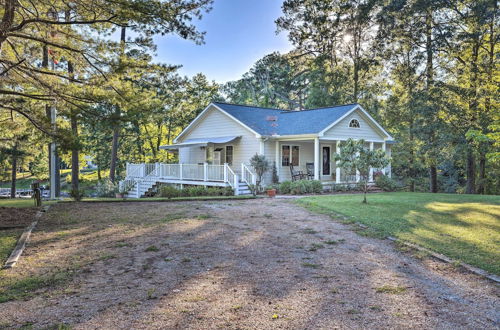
[159,185,180,199]
[311,180,323,193]
[95,179,117,197]
[158,185,233,198]
[70,188,85,201]
[279,181,292,194]
[265,184,279,192]
[278,180,323,194]
[375,175,399,191]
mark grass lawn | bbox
[298,192,500,275]
[0,229,22,266]
[0,199,58,208]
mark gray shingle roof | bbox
[212,102,359,136]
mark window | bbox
[349,118,360,128]
[282,145,290,166]
[282,145,300,166]
[292,146,300,166]
[225,146,233,165]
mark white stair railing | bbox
[225,164,239,195]
[241,163,256,186]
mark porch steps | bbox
[238,181,252,196]
[126,180,157,199]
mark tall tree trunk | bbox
[477,153,486,194]
[465,147,475,194]
[425,10,438,193]
[66,10,79,198]
[409,129,415,192]
[70,110,79,196]
[10,144,17,198]
[109,26,126,183]
[97,166,102,180]
[465,41,480,194]
[109,121,119,183]
[429,166,437,193]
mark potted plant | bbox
[266,187,277,198]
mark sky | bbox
[153,0,293,83]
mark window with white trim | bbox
[282,145,299,166]
[349,118,360,128]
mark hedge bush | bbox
[158,185,234,198]
[278,180,323,195]
[95,179,118,197]
[375,175,400,191]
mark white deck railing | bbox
[126,162,241,191]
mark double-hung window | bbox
[282,145,299,166]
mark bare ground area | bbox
[0,199,498,329]
[0,207,37,229]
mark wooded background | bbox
[0,0,498,195]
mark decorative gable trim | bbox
[318,105,393,139]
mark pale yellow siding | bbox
[323,109,385,141]
[177,106,260,172]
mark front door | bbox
[322,146,331,175]
[213,150,222,165]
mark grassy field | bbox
[0,199,40,208]
[298,192,500,275]
[0,229,22,266]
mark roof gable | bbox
[213,102,360,136]
[176,102,392,140]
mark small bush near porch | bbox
[297,192,500,275]
[157,185,234,199]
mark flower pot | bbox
[267,189,276,198]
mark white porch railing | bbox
[125,162,241,192]
[241,163,256,186]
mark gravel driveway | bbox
[0,199,498,329]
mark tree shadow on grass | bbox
[0,200,498,329]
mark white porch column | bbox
[386,144,392,178]
[275,140,280,179]
[223,163,228,182]
[369,142,374,182]
[179,163,183,180]
[259,139,265,155]
[382,141,387,175]
[356,150,360,182]
[126,162,130,177]
[314,137,320,180]
[336,140,341,183]
[203,162,208,181]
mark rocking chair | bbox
[289,164,306,181]
[305,163,314,180]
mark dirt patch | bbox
[0,199,498,329]
[0,207,37,229]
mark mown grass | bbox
[0,229,22,265]
[0,199,57,208]
[0,270,73,303]
[298,192,500,275]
